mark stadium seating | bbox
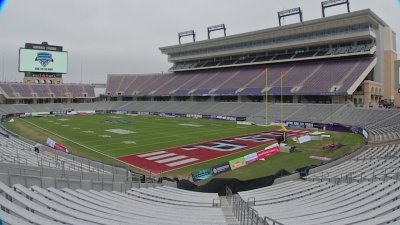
[0,131,110,174]
[0,100,400,224]
[0,181,227,225]
[106,57,375,97]
[0,83,95,99]
[169,44,375,71]
[233,143,400,224]
[288,104,344,122]
[243,179,400,225]
[307,144,400,182]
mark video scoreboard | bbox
[19,42,68,74]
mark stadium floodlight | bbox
[277,7,303,27]
[321,0,350,17]
[207,24,226,39]
[178,30,196,44]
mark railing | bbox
[231,194,284,225]
[226,186,233,204]
[309,166,400,185]
[0,153,28,165]
[6,165,133,192]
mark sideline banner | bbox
[309,156,332,161]
[257,146,280,160]
[229,157,247,170]
[244,153,258,165]
[212,162,231,175]
[191,168,214,182]
[46,138,69,153]
[298,135,312,144]
[362,129,369,138]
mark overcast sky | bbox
[0,0,399,83]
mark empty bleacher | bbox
[106,57,376,97]
[0,181,227,225]
[308,144,400,182]
[169,44,375,71]
[0,83,96,99]
[0,130,111,175]
[230,143,400,225]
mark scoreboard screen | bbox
[19,48,68,74]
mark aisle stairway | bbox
[220,196,240,225]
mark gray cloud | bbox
[0,0,398,83]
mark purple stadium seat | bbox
[105,57,374,97]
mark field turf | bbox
[5,114,364,180]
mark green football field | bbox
[5,114,364,181]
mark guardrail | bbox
[226,186,284,225]
[308,166,400,184]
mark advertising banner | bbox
[351,125,361,133]
[309,156,332,161]
[362,129,369,139]
[257,146,280,160]
[286,121,312,129]
[46,138,56,148]
[202,115,211,119]
[312,123,325,129]
[235,117,247,122]
[186,114,202,119]
[325,123,351,132]
[244,153,258,164]
[54,143,68,152]
[287,121,305,128]
[191,168,214,182]
[46,138,68,153]
[211,162,231,175]
[211,115,237,121]
[298,135,312,144]
[237,121,253,126]
[229,157,247,170]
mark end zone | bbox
[117,129,309,174]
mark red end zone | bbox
[117,129,309,174]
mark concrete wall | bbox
[0,172,162,192]
[0,162,128,182]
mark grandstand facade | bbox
[106,9,398,107]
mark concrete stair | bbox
[220,196,240,225]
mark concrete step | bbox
[220,196,240,225]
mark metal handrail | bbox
[231,193,277,225]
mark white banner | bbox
[298,135,311,144]
[46,138,56,148]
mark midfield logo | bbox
[35,52,54,67]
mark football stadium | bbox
[0,0,400,224]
